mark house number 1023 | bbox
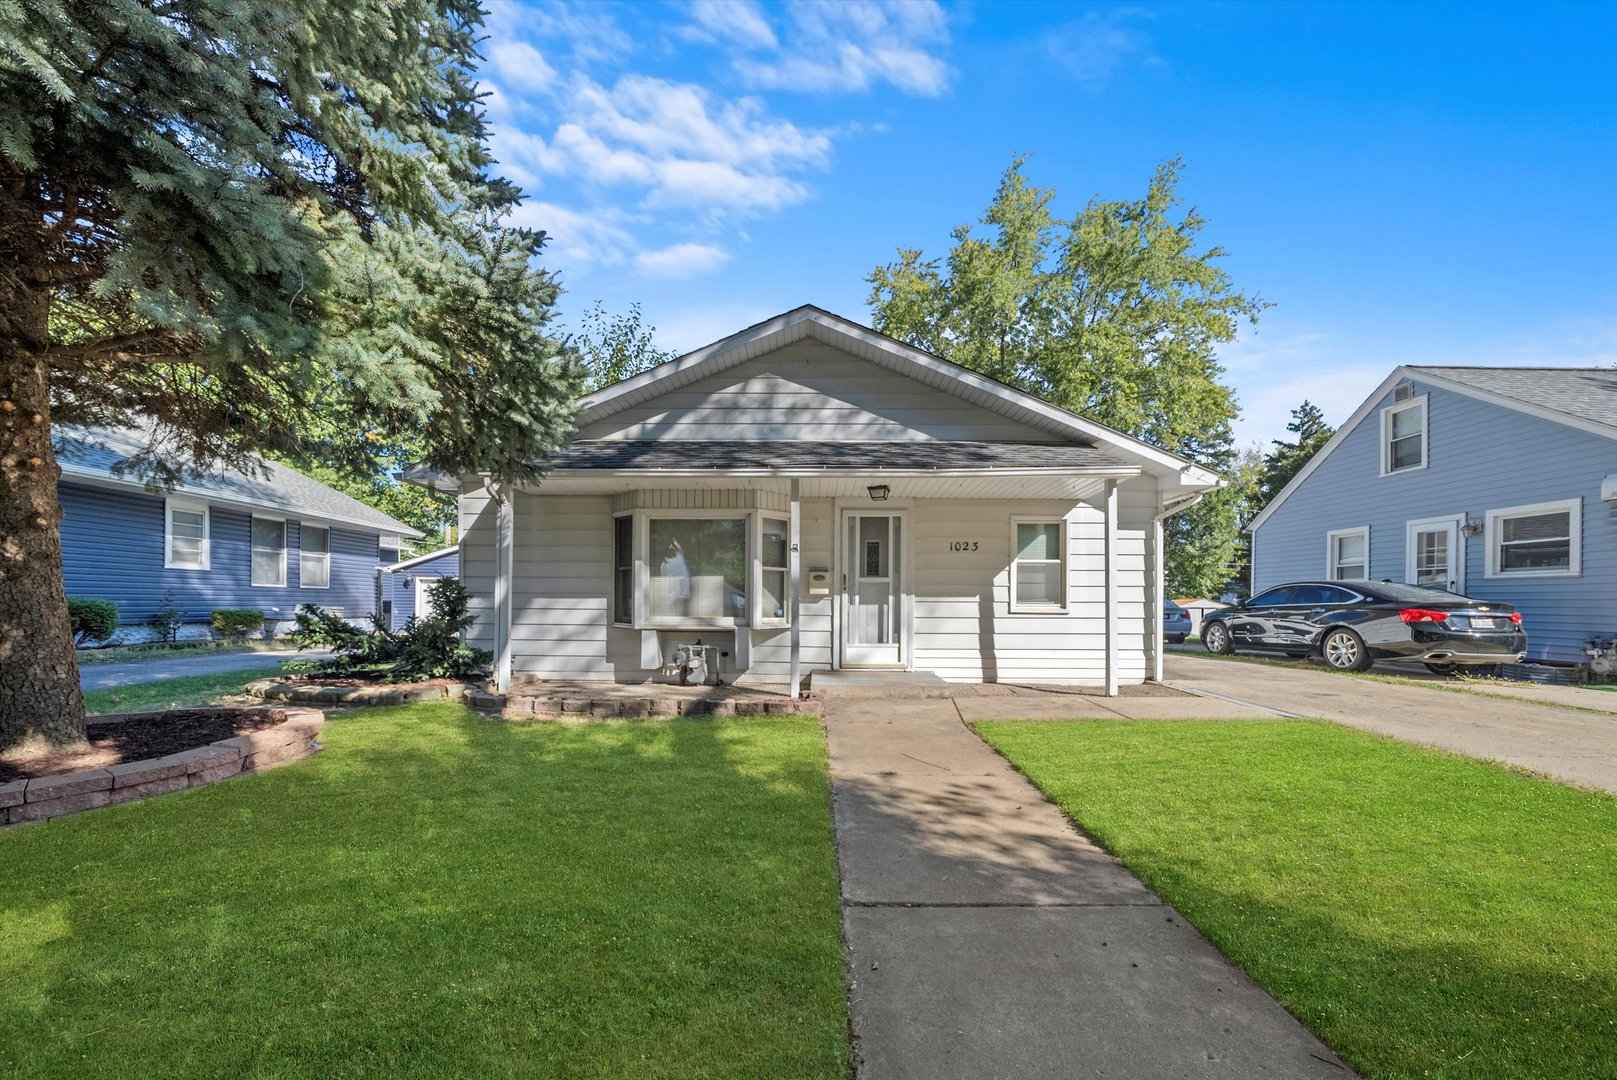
[949,540,979,552]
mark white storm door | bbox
[841,513,906,667]
[1406,518,1463,592]
[415,577,438,620]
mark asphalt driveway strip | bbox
[825,692,1354,1080]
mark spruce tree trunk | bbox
[0,284,87,751]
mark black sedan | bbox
[1201,580,1527,674]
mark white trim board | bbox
[380,544,459,574]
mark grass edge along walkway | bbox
[0,704,849,1079]
[976,718,1617,1080]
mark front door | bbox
[841,512,906,667]
[1407,518,1463,592]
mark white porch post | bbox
[789,478,802,700]
[1104,479,1118,698]
[1150,515,1165,683]
[494,485,515,693]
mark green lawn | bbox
[81,668,275,714]
[977,719,1617,1080]
[0,705,848,1078]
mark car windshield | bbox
[1353,581,1469,603]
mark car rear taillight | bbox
[1399,608,1450,624]
[1508,612,1523,625]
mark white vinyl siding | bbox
[299,524,331,589]
[1326,527,1369,579]
[1486,499,1580,578]
[1381,396,1427,475]
[251,517,287,587]
[164,500,210,570]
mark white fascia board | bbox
[1246,367,1410,535]
[575,305,1211,478]
[380,544,459,574]
[57,465,423,538]
[538,464,1142,480]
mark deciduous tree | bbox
[0,0,581,750]
[575,301,677,390]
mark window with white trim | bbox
[165,500,210,570]
[1381,396,1427,474]
[1487,499,1580,577]
[1010,520,1066,612]
[613,511,792,628]
[251,517,287,587]
[760,517,789,625]
[1326,527,1369,580]
[300,525,331,589]
[613,515,633,624]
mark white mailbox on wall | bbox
[807,568,831,596]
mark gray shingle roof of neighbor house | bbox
[1411,366,1617,430]
[542,440,1136,473]
[55,425,421,537]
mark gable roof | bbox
[57,426,421,537]
[577,305,1219,488]
[1248,364,1617,533]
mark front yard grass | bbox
[976,719,1617,1080]
[0,705,848,1078]
[81,668,275,714]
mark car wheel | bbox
[1423,662,1459,676]
[1321,628,1372,672]
[1203,623,1235,655]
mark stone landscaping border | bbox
[0,706,324,827]
[491,693,820,720]
[247,679,469,707]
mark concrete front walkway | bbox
[80,648,332,690]
[826,689,1353,1079]
[1165,653,1617,794]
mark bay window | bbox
[613,510,791,628]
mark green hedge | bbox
[68,597,119,646]
[211,608,266,641]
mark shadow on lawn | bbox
[0,705,849,1080]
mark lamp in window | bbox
[866,484,891,502]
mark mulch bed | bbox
[0,709,288,783]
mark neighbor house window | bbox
[300,525,331,589]
[760,518,789,624]
[648,517,748,622]
[1010,519,1066,612]
[1487,499,1580,578]
[1326,527,1369,579]
[164,500,210,570]
[251,517,287,587]
[1381,396,1427,475]
[613,515,633,624]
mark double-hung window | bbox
[300,525,331,589]
[759,518,789,625]
[1010,519,1066,612]
[1487,499,1580,578]
[1326,527,1369,580]
[251,517,287,587]
[1381,396,1427,474]
[164,500,210,570]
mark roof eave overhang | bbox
[533,464,1143,481]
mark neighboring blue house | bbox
[377,545,460,629]
[1249,366,1617,666]
[58,426,420,642]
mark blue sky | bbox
[478,0,1617,449]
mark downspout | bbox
[1151,489,1211,684]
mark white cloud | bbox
[635,241,733,279]
[684,0,777,50]
[1043,8,1160,86]
[731,0,954,96]
[486,40,557,94]
[505,199,638,271]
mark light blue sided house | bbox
[1249,366,1617,668]
[57,426,421,642]
[377,545,460,629]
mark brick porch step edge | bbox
[2,706,325,828]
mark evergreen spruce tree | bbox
[0,1,581,750]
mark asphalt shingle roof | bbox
[1412,366,1617,430]
[543,440,1130,472]
[56,426,419,536]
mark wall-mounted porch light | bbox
[867,484,891,502]
[1462,517,1484,538]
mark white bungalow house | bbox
[445,307,1220,696]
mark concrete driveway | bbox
[1165,653,1617,794]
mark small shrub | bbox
[149,592,183,643]
[68,597,119,646]
[288,576,490,683]
[211,608,266,641]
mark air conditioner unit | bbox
[1602,475,1617,504]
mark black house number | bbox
[949,540,979,552]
